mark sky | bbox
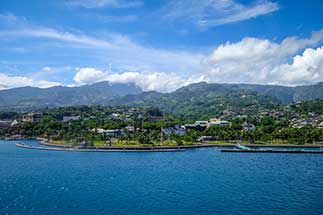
[1,0,323,92]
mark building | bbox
[93,128,123,138]
[162,125,186,136]
[0,120,19,129]
[242,122,256,131]
[22,113,43,122]
[125,125,135,133]
[62,116,80,122]
[11,120,19,126]
[185,119,231,130]
[208,118,231,127]
[0,120,12,129]
[185,121,208,130]
[318,122,323,129]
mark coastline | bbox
[15,143,184,152]
[38,139,323,149]
[4,138,323,153]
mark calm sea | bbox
[1,140,323,215]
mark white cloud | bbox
[0,15,203,74]
[0,28,114,49]
[73,67,106,84]
[204,29,323,84]
[66,0,143,9]
[0,73,61,90]
[1,13,323,92]
[268,46,323,85]
[84,13,138,23]
[73,67,207,92]
[42,66,51,72]
[163,0,279,28]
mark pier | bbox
[221,149,323,154]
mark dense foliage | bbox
[2,81,323,113]
[1,100,323,146]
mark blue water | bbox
[1,140,323,215]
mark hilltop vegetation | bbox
[0,81,142,111]
[2,82,323,112]
[110,82,280,119]
[2,100,323,146]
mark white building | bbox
[62,116,80,122]
[208,118,231,127]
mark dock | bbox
[221,149,323,154]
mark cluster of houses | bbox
[290,115,323,129]
[0,112,82,129]
[0,120,19,129]
[3,106,323,140]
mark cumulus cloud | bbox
[73,67,106,84]
[0,73,61,90]
[204,29,323,84]
[73,67,207,92]
[268,46,323,85]
[1,14,323,92]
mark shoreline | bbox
[15,143,184,152]
[5,138,323,153]
[38,139,323,149]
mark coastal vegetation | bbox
[2,99,323,147]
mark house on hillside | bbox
[22,113,43,122]
[162,125,186,136]
[242,122,256,131]
[0,120,19,129]
[125,125,135,133]
[0,120,12,129]
[62,116,80,122]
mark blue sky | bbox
[1,0,323,92]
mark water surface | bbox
[1,140,323,215]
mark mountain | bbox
[2,81,323,113]
[109,82,323,117]
[0,82,142,111]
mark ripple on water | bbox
[0,140,323,215]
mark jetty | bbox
[221,148,323,154]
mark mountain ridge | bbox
[1,81,323,112]
[0,81,142,111]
